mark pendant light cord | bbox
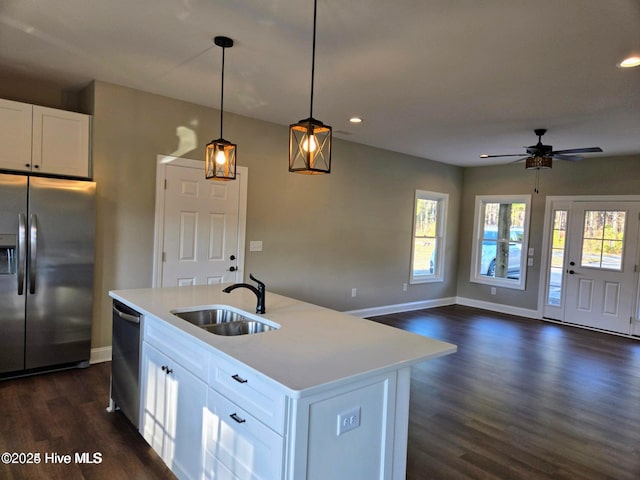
[219,45,226,139]
[309,0,317,119]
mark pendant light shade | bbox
[289,0,332,174]
[206,36,236,181]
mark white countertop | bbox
[110,284,456,396]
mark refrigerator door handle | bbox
[17,213,26,295]
[29,213,38,294]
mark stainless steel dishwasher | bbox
[109,300,141,428]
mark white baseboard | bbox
[345,296,539,321]
[90,346,112,364]
[455,296,539,320]
[345,297,457,318]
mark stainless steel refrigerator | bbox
[0,173,95,376]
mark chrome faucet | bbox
[222,273,266,314]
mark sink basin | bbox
[202,320,277,336]
[173,308,247,326]
[171,307,279,336]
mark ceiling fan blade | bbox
[479,154,526,158]
[551,153,583,161]
[551,147,602,154]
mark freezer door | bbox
[0,174,28,374]
[25,177,96,369]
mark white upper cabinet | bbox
[0,99,32,173]
[0,98,91,178]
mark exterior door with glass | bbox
[563,202,640,334]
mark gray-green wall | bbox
[2,72,638,353]
[457,155,640,309]
[87,81,462,349]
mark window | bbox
[410,190,447,283]
[470,195,531,290]
[580,210,626,270]
[546,209,568,306]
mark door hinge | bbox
[162,252,166,262]
[164,179,167,190]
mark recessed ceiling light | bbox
[618,55,640,68]
[349,116,363,124]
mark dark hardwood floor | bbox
[371,305,640,480]
[0,359,174,480]
[1,304,639,479]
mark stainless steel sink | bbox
[202,320,277,336]
[173,308,248,326]
[171,307,279,336]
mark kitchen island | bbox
[109,284,456,480]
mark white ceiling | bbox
[1,0,639,167]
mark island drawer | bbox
[209,353,286,434]
[144,315,209,382]
[204,388,284,480]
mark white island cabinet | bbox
[110,285,456,480]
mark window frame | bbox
[470,194,531,290]
[410,189,448,284]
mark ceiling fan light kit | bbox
[525,156,553,170]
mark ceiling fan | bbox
[480,128,603,169]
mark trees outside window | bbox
[470,195,531,290]
[411,190,447,283]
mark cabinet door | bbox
[141,342,207,480]
[0,99,32,173]
[32,106,90,177]
[204,388,283,480]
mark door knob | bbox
[569,261,575,266]
[230,255,236,261]
[229,266,237,272]
[568,269,575,275]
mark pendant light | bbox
[289,0,332,174]
[205,36,236,180]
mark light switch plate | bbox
[249,241,263,252]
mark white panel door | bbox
[154,157,247,287]
[564,201,640,334]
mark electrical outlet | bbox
[491,287,497,295]
[337,407,361,436]
[403,283,408,292]
[351,288,357,297]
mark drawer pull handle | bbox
[230,413,246,424]
[162,365,173,374]
[232,374,248,384]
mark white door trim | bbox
[539,194,640,330]
[152,155,248,287]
